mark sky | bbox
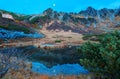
[0,0,120,14]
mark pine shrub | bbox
[78,31,120,79]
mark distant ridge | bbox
[0,6,120,34]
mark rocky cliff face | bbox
[0,7,120,34]
[40,7,120,34]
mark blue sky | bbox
[0,0,120,14]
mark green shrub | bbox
[16,15,31,21]
[78,31,120,79]
[55,40,62,43]
[29,15,50,24]
[30,16,40,24]
[0,13,2,17]
[0,25,30,34]
[82,33,106,41]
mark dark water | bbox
[26,46,89,75]
[0,46,89,75]
[0,45,81,67]
[28,46,81,68]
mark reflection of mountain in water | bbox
[0,46,88,76]
[0,46,81,68]
[0,45,85,74]
[29,46,81,68]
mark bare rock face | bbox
[115,7,120,16]
[79,7,97,17]
[40,7,120,34]
[0,7,120,35]
[46,21,72,32]
[2,13,14,20]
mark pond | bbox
[0,46,89,76]
[27,46,89,76]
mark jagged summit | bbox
[79,7,97,17]
[0,7,120,34]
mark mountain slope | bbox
[0,7,120,34]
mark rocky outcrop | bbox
[2,13,14,20]
[0,7,120,34]
[115,7,120,16]
[79,7,97,17]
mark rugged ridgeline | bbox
[36,7,120,34]
[0,7,120,34]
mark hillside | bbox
[0,7,120,34]
[0,6,120,79]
